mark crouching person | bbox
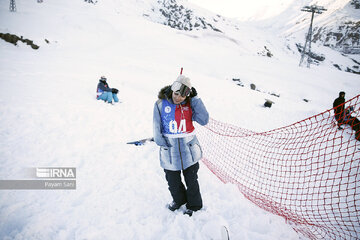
[96,76,119,104]
[343,106,360,141]
[153,75,209,216]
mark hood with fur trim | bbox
[158,85,172,100]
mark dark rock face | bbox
[0,33,40,49]
[264,100,273,108]
[154,0,222,32]
[84,0,98,4]
[312,21,360,54]
[351,0,360,9]
[258,46,273,58]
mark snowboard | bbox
[127,137,154,146]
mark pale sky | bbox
[188,0,292,20]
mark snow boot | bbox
[167,201,182,211]
[183,209,193,217]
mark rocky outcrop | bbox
[153,0,222,32]
[0,33,40,49]
[312,21,360,54]
[351,0,360,9]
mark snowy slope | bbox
[0,0,359,239]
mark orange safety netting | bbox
[197,95,360,239]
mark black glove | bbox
[189,87,197,98]
[112,88,118,94]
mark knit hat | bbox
[171,75,192,97]
[100,76,107,81]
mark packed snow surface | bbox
[0,0,359,239]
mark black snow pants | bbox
[164,162,202,211]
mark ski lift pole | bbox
[306,10,315,68]
[299,5,326,68]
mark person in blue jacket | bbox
[96,76,119,104]
[153,75,209,216]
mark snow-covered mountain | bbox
[248,0,360,74]
[141,0,360,74]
